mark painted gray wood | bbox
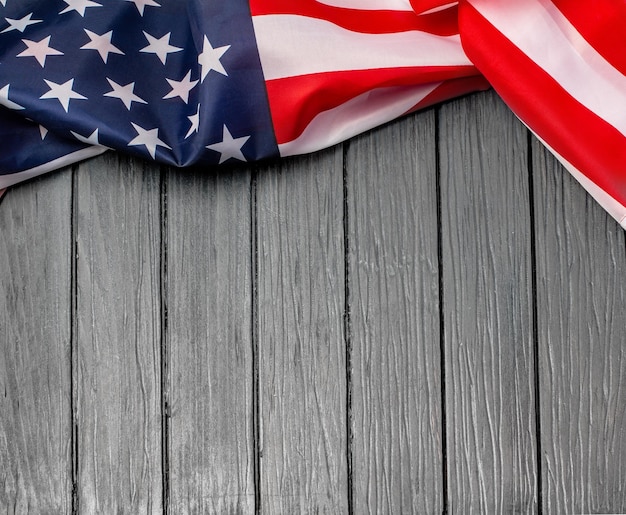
[0,172,73,513]
[439,91,538,513]
[5,93,626,513]
[166,167,255,514]
[532,140,626,514]
[75,153,162,513]
[346,111,443,514]
[256,149,349,514]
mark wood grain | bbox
[166,167,255,514]
[532,139,626,514]
[256,149,348,514]
[346,111,444,514]
[439,91,538,513]
[75,153,162,513]
[0,172,73,513]
[5,93,626,513]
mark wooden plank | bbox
[256,149,348,513]
[75,153,162,513]
[0,172,73,512]
[166,167,255,513]
[532,140,626,514]
[346,111,443,513]
[439,91,538,512]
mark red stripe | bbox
[405,74,490,115]
[249,0,460,36]
[551,0,626,76]
[459,1,626,207]
[267,66,479,144]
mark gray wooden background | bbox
[2,91,626,514]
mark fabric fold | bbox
[0,0,623,226]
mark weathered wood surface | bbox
[0,170,73,513]
[532,140,626,514]
[347,110,443,514]
[439,94,537,513]
[257,150,348,514]
[2,90,626,514]
[75,154,162,513]
[166,167,255,513]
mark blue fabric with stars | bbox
[0,0,278,179]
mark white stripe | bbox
[252,15,470,81]
[316,0,413,11]
[468,0,626,138]
[419,2,458,15]
[278,82,439,156]
[532,129,626,228]
[0,146,107,189]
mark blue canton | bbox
[0,0,278,177]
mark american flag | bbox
[0,0,280,186]
[459,0,626,228]
[0,0,624,227]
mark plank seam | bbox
[160,165,170,515]
[435,106,449,515]
[251,168,261,515]
[343,141,355,515]
[527,131,543,515]
[70,163,79,515]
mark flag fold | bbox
[0,0,624,226]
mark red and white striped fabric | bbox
[1,0,625,230]
[459,0,626,227]
[249,0,626,226]
[249,0,488,155]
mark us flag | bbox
[460,0,626,228]
[0,0,624,227]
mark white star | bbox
[163,70,198,104]
[103,78,146,110]
[59,0,101,16]
[140,31,182,65]
[39,125,48,140]
[123,0,159,16]
[0,84,24,110]
[198,36,230,82]
[17,36,63,67]
[2,13,42,33]
[80,29,124,63]
[0,0,7,6]
[71,128,107,147]
[40,78,87,112]
[185,104,200,139]
[129,123,171,159]
[206,125,249,164]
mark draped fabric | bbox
[0,0,624,226]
